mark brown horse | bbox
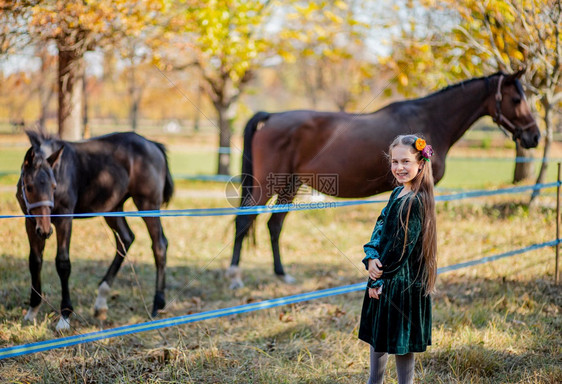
[16,131,174,330]
[227,70,540,289]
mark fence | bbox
[0,177,560,360]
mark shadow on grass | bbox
[0,251,364,334]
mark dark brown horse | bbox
[16,131,174,330]
[228,70,540,289]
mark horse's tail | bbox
[155,142,174,205]
[241,111,270,207]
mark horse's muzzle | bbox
[521,133,540,149]
[36,225,53,239]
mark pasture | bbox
[0,132,561,383]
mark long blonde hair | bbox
[389,134,437,295]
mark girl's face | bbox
[390,144,422,188]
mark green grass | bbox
[438,158,560,189]
[0,133,560,382]
[0,182,560,383]
[0,146,27,173]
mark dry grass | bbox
[0,178,561,383]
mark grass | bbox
[0,133,561,383]
[0,180,560,383]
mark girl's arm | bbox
[362,206,388,270]
[378,197,423,279]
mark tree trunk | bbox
[216,103,232,175]
[530,98,553,203]
[83,72,90,138]
[513,143,534,183]
[38,48,54,134]
[129,63,139,132]
[194,83,202,132]
[57,42,84,141]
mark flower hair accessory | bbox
[421,145,434,162]
[415,138,426,151]
[414,137,434,162]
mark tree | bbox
[169,0,275,175]
[383,0,562,188]
[280,0,374,111]
[0,1,32,55]
[1,0,168,140]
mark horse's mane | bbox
[422,71,507,100]
[26,130,60,143]
[25,130,63,163]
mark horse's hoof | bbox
[94,281,110,320]
[276,274,296,284]
[229,279,245,290]
[226,266,244,290]
[94,307,107,321]
[225,265,241,278]
[151,308,167,318]
[55,317,71,331]
[23,306,40,322]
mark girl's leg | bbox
[368,346,388,384]
[395,353,415,384]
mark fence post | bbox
[554,163,561,285]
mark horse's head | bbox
[490,69,540,149]
[17,131,64,239]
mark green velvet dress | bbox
[359,186,432,355]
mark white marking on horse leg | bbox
[226,266,244,290]
[276,274,297,285]
[55,316,71,331]
[23,306,40,322]
[94,281,111,320]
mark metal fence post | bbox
[554,163,561,285]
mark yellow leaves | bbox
[25,0,169,44]
[334,1,348,10]
[511,50,524,61]
[500,52,510,64]
[398,73,409,87]
[496,35,505,51]
[184,0,273,89]
[323,10,342,25]
[278,49,297,63]
[420,43,431,53]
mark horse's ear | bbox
[23,148,34,168]
[505,67,526,83]
[25,130,42,151]
[47,145,64,170]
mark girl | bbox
[359,134,437,384]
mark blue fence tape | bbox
[0,238,558,360]
[175,174,239,183]
[0,182,559,220]
[450,157,562,163]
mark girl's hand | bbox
[368,258,383,280]
[368,285,383,299]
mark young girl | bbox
[359,134,437,384]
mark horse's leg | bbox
[133,198,168,317]
[54,218,73,331]
[144,216,167,317]
[23,218,46,323]
[94,215,135,320]
[268,190,298,284]
[227,213,258,290]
